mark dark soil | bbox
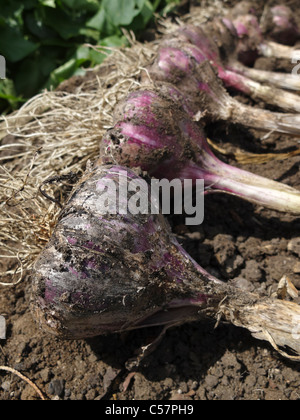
[1,0,300,401]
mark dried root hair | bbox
[0,37,159,285]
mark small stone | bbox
[190,381,199,391]
[232,277,254,292]
[225,255,244,276]
[204,374,219,389]
[242,260,263,282]
[179,382,188,393]
[245,374,257,388]
[1,381,11,392]
[48,379,65,397]
[288,238,300,257]
[64,389,71,398]
[293,262,300,274]
[103,367,119,392]
[221,352,241,370]
[39,368,51,383]
[85,389,97,400]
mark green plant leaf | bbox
[79,27,100,41]
[39,0,56,7]
[129,0,156,31]
[0,79,22,101]
[0,2,24,22]
[14,57,45,97]
[39,54,58,77]
[86,6,119,37]
[0,79,25,113]
[60,0,99,13]
[46,57,87,89]
[135,0,146,9]
[0,0,180,113]
[24,10,57,39]
[102,0,141,27]
[86,7,105,30]
[0,26,38,62]
[42,7,86,39]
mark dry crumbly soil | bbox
[1,0,300,401]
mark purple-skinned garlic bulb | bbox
[101,89,300,215]
[262,5,300,46]
[231,13,300,63]
[31,165,300,360]
[163,24,300,111]
[31,164,219,339]
[143,40,300,135]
